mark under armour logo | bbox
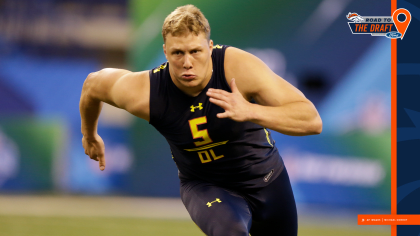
[190,103,203,112]
[206,198,222,207]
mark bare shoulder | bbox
[224,47,279,99]
[92,68,150,88]
[224,47,266,100]
[105,69,151,121]
[224,47,262,81]
[224,47,306,106]
[114,69,150,86]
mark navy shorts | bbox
[180,168,297,236]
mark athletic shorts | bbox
[180,168,297,236]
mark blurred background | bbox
[0,0,391,235]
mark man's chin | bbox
[180,79,200,87]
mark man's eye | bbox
[192,50,198,54]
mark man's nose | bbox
[183,54,193,69]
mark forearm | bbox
[80,74,104,139]
[247,101,322,136]
[80,97,103,139]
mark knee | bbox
[207,216,250,236]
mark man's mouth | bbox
[181,74,196,80]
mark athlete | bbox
[80,5,322,236]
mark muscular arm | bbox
[207,47,322,136]
[79,68,150,170]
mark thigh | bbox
[248,168,298,236]
[180,179,252,236]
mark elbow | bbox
[309,115,323,135]
[82,71,102,95]
[314,117,323,134]
[84,71,99,88]
[306,102,322,135]
[81,71,102,105]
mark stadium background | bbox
[0,0,391,235]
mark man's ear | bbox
[209,39,214,55]
[163,44,168,60]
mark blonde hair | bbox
[162,5,210,43]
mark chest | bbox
[154,88,243,149]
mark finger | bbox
[90,154,98,161]
[209,97,230,110]
[207,91,229,101]
[230,78,239,93]
[98,155,106,171]
[82,141,88,154]
[208,88,231,97]
[217,112,229,119]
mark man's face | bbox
[163,32,213,92]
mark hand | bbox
[206,78,252,122]
[82,134,106,171]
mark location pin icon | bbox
[392,8,411,39]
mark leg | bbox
[180,178,252,236]
[248,168,298,236]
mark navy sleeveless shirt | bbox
[149,45,284,189]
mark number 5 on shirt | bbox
[188,116,224,163]
[189,116,213,146]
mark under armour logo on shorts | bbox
[206,198,222,207]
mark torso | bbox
[149,45,284,189]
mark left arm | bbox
[206,47,322,136]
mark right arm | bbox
[79,68,150,170]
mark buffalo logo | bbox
[347,12,364,23]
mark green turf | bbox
[0,215,390,236]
